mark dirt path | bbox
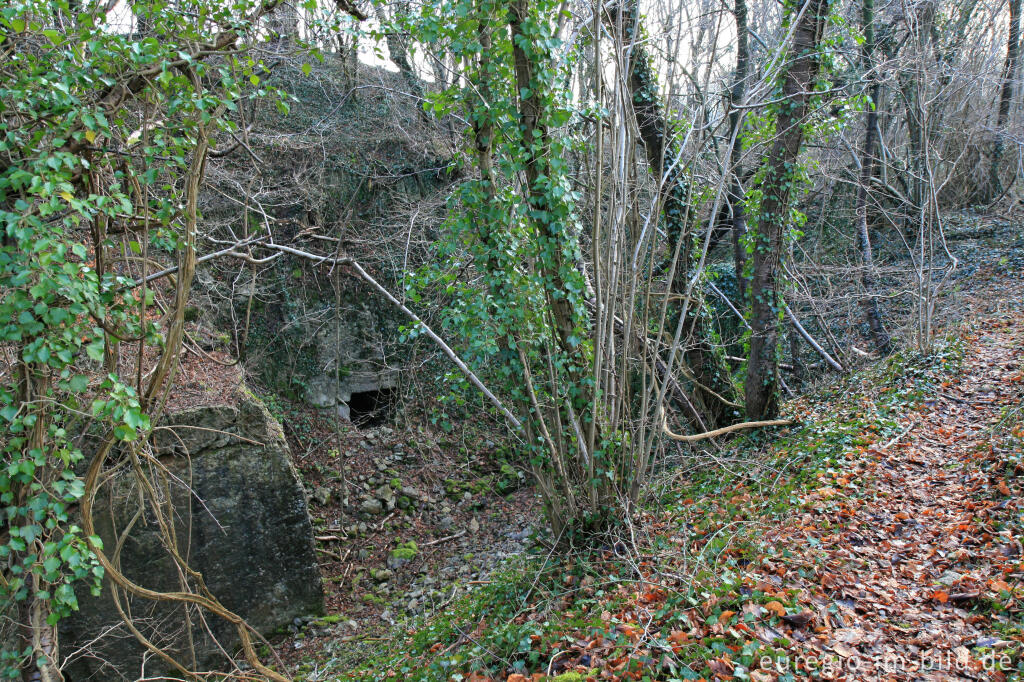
[756,313,1024,680]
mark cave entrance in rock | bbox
[347,387,394,427]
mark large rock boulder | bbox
[62,389,323,680]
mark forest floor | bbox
[287,273,1024,681]
[698,294,1024,681]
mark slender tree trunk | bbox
[855,0,893,355]
[990,0,1022,197]
[745,0,829,419]
[429,49,449,89]
[900,1,935,240]
[729,0,751,305]
[901,74,924,241]
[338,32,359,91]
[15,367,62,682]
[606,0,740,428]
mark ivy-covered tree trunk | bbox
[745,0,829,419]
[509,0,586,359]
[440,0,610,535]
[607,0,740,429]
[15,368,63,682]
[266,0,299,48]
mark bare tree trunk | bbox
[745,0,829,419]
[990,0,1022,197]
[266,1,299,49]
[855,0,893,355]
[375,1,426,109]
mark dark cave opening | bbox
[347,387,394,427]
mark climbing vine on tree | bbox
[0,0,336,678]
[742,0,858,419]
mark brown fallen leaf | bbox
[668,630,688,646]
[831,642,859,658]
[990,578,1011,592]
[949,590,980,603]
[834,627,865,645]
[782,610,815,628]
[765,600,786,618]
[709,655,735,678]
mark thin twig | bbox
[422,530,466,547]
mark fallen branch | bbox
[316,547,344,561]
[662,410,793,442]
[881,420,916,449]
[127,235,273,288]
[706,281,752,331]
[375,511,397,532]
[850,345,874,358]
[785,303,845,373]
[726,354,798,371]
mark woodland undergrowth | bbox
[303,300,1023,681]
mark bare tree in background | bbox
[990,0,1022,198]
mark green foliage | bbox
[0,0,339,671]
[407,0,629,537]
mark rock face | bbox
[194,63,458,422]
[62,390,323,680]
